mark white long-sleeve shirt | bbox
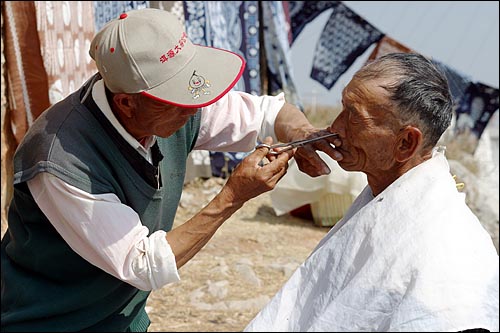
[27,79,285,291]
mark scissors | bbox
[255,132,339,155]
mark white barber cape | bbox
[245,149,499,332]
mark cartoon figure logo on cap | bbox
[188,71,211,99]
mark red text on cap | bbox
[159,32,188,63]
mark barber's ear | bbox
[113,93,136,118]
[395,126,422,162]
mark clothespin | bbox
[452,175,465,190]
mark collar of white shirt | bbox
[91,79,156,163]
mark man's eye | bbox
[348,110,360,124]
[348,109,355,120]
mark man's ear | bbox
[112,93,135,118]
[395,126,423,162]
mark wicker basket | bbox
[310,193,355,227]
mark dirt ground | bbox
[145,177,328,332]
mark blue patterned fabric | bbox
[310,3,384,90]
[288,1,340,43]
[261,1,303,110]
[183,1,261,177]
[93,1,149,31]
[208,151,248,179]
[183,1,260,95]
[432,60,472,106]
[455,82,499,141]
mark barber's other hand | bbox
[294,129,343,177]
[220,137,294,207]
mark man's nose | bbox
[329,123,344,138]
[330,112,349,136]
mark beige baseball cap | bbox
[89,8,245,108]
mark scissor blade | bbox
[262,132,339,154]
[288,132,339,148]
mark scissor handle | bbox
[256,133,339,155]
[254,143,295,155]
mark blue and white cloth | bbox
[455,82,499,142]
[261,1,303,110]
[310,2,384,90]
[183,1,260,95]
[183,1,261,177]
[432,59,472,106]
[93,1,149,31]
[288,1,340,43]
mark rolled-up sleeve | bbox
[131,230,180,290]
[28,173,180,291]
[195,91,285,152]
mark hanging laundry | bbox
[93,1,149,31]
[310,2,384,90]
[455,82,499,144]
[183,1,260,95]
[431,60,473,107]
[36,1,97,105]
[183,1,261,177]
[261,1,303,109]
[3,1,51,146]
[366,35,413,61]
[288,1,340,44]
[149,1,185,24]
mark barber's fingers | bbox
[309,140,343,161]
[265,158,289,184]
[252,136,289,164]
[294,148,332,177]
[253,152,290,191]
[223,144,292,203]
[251,136,274,161]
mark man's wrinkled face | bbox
[329,78,402,175]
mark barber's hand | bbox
[220,137,294,206]
[294,129,343,177]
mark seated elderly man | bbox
[245,53,499,332]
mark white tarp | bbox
[245,149,499,332]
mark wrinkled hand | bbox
[221,137,294,206]
[294,129,343,177]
